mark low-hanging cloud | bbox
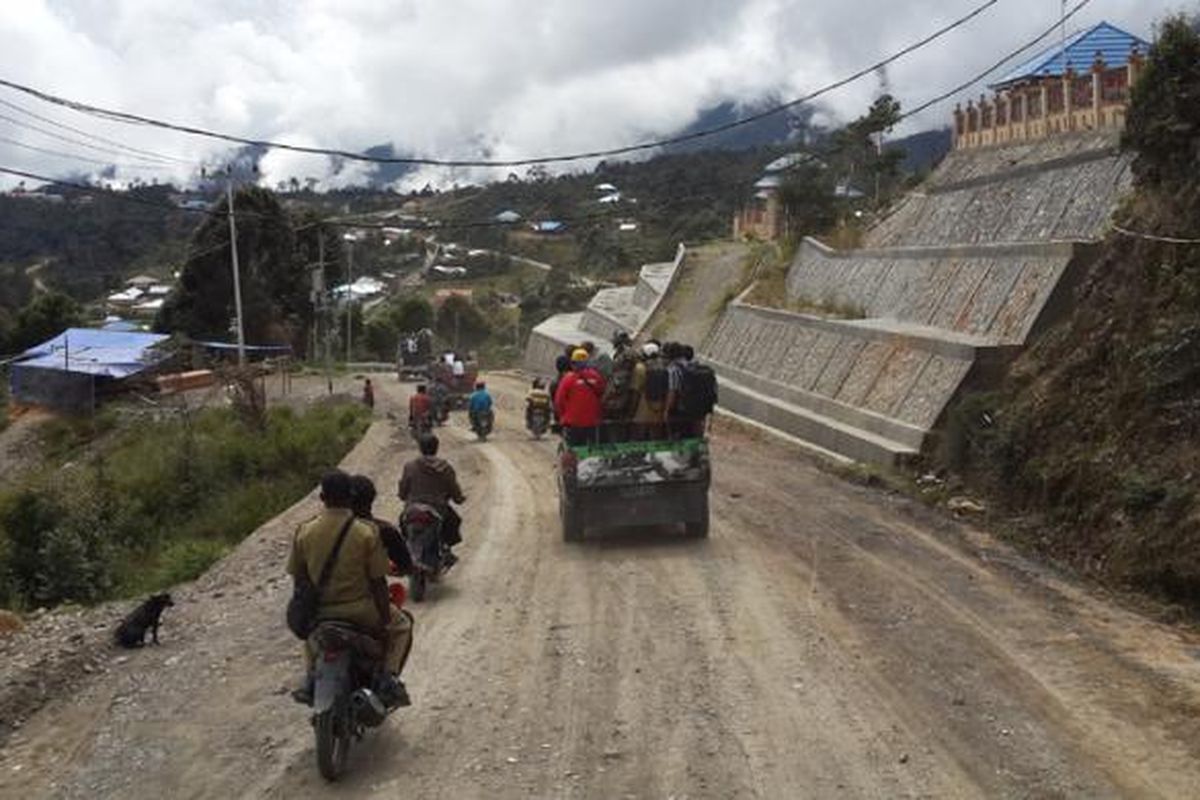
[0,0,1185,190]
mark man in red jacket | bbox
[554,348,606,447]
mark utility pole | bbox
[344,235,354,363]
[226,175,247,366]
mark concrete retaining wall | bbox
[522,245,687,374]
[867,142,1131,248]
[703,303,977,432]
[786,239,1078,343]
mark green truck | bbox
[556,437,711,541]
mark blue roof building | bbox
[991,22,1150,89]
[954,21,1149,152]
[9,328,171,412]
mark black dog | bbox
[114,593,174,648]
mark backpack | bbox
[643,357,669,404]
[678,361,718,417]
[603,351,638,417]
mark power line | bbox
[0,134,171,170]
[898,0,1093,120]
[0,97,192,164]
[0,0,1003,169]
[1112,224,1200,245]
[0,111,179,166]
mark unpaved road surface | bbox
[2,373,1200,798]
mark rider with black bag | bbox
[287,470,411,707]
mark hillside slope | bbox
[936,16,1200,608]
[939,206,1200,607]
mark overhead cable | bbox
[0,0,1003,168]
[1112,224,1200,245]
[898,0,1093,120]
[0,97,193,165]
[0,134,171,170]
[0,111,178,165]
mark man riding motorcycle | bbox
[398,434,466,565]
[467,381,494,436]
[349,474,415,678]
[409,384,433,436]
[525,378,551,435]
[288,470,410,708]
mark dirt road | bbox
[2,373,1199,798]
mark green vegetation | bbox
[0,402,369,609]
[0,184,194,303]
[158,187,323,351]
[933,16,1200,609]
[1,291,83,354]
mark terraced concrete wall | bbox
[706,133,1129,462]
[786,240,1077,343]
[867,137,1131,248]
[704,304,975,433]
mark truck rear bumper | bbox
[565,480,709,529]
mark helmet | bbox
[571,348,589,363]
[642,342,660,358]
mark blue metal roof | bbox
[990,21,1149,89]
[16,328,169,378]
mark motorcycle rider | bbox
[467,381,494,434]
[349,475,415,682]
[525,378,551,431]
[399,434,466,562]
[288,470,410,708]
[409,384,433,435]
[429,380,449,425]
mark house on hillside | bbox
[531,220,567,234]
[954,21,1149,150]
[126,274,157,289]
[8,328,171,412]
[732,152,827,241]
[494,210,522,224]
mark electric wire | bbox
[0,134,171,170]
[0,110,179,165]
[0,97,194,165]
[0,0,1003,168]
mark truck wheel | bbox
[561,500,584,542]
[685,496,710,539]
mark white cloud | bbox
[0,0,1186,190]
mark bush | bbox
[0,402,369,609]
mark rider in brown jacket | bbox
[399,434,466,551]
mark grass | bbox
[0,401,370,609]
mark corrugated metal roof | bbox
[15,328,169,378]
[991,21,1149,89]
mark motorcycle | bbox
[408,413,433,440]
[307,622,394,781]
[527,405,550,439]
[401,503,454,602]
[469,408,495,441]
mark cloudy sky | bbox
[0,0,1187,190]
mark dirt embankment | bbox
[936,212,1200,610]
[1,374,1199,798]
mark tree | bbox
[7,291,83,352]
[157,187,310,347]
[1124,15,1200,197]
[828,94,906,207]
[778,164,838,239]
[434,295,491,350]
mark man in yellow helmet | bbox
[553,348,607,447]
